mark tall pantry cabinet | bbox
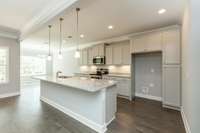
[130,26,181,110]
[162,27,181,110]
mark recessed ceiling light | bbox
[80,34,84,38]
[158,9,166,14]
[108,25,114,30]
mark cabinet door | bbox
[111,77,131,97]
[163,65,180,107]
[163,28,180,64]
[119,78,131,97]
[122,44,131,65]
[113,45,122,65]
[147,32,162,51]
[132,35,148,53]
[97,44,105,56]
[92,46,98,57]
[88,48,93,65]
[105,45,113,65]
[82,49,88,65]
[79,50,83,65]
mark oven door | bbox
[93,56,105,65]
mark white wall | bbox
[0,37,20,95]
[182,0,200,132]
[53,50,80,76]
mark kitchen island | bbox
[34,76,117,133]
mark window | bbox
[0,47,9,83]
[21,56,46,76]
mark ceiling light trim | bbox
[21,0,78,39]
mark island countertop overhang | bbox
[33,75,117,92]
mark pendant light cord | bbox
[48,25,52,56]
[76,8,80,51]
[59,18,63,54]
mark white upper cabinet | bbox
[81,49,88,65]
[131,35,148,53]
[162,28,180,65]
[97,44,105,57]
[106,41,131,65]
[92,46,98,57]
[131,32,162,53]
[147,32,162,51]
[113,44,122,65]
[88,48,93,65]
[92,44,105,57]
[105,45,113,65]
[122,43,131,65]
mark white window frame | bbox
[0,47,9,84]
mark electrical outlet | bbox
[150,68,155,73]
[142,87,149,94]
[150,83,154,87]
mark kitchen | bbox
[1,0,198,133]
[29,3,182,132]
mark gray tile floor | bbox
[0,86,185,133]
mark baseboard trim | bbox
[40,97,107,133]
[135,93,162,102]
[163,104,180,111]
[106,116,115,126]
[0,92,20,99]
[181,107,192,133]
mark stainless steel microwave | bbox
[93,56,105,65]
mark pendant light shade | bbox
[58,52,63,59]
[74,8,80,59]
[47,55,52,61]
[74,50,80,58]
[47,25,52,61]
[58,18,64,60]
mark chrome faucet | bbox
[56,71,62,78]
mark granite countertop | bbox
[33,76,117,92]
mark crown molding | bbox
[79,24,181,49]
[20,0,78,39]
[0,26,20,39]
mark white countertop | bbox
[74,72,131,78]
[106,73,131,78]
[33,76,117,92]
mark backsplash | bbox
[80,65,130,74]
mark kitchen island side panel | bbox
[40,80,105,125]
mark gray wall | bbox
[182,0,200,132]
[0,37,20,95]
[134,52,162,99]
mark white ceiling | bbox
[0,0,78,37]
[21,0,185,52]
[0,0,54,30]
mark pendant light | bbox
[47,25,52,61]
[58,18,64,59]
[74,8,80,58]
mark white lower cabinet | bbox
[103,76,131,99]
[162,65,180,109]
